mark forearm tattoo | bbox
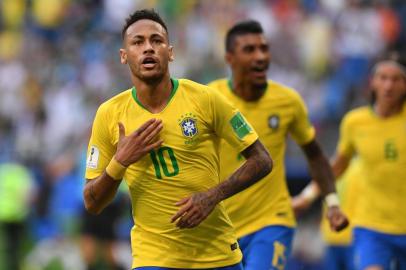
[215,141,272,201]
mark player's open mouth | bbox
[142,57,158,68]
[251,66,267,76]
[251,66,267,72]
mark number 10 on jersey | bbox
[150,147,179,179]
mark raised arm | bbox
[84,119,163,214]
[171,139,272,228]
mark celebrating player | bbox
[83,9,273,270]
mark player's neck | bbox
[133,75,173,113]
[373,100,403,118]
[232,79,266,102]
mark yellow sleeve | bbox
[208,88,258,153]
[206,81,216,88]
[289,93,315,145]
[336,113,355,158]
[85,104,116,180]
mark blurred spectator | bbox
[0,162,36,270]
[326,0,386,119]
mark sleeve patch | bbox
[86,145,99,169]
[230,112,252,139]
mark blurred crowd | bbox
[0,0,405,269]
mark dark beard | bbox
[130,63,167,87]
[140,73,165,86]
[252,81,268,91]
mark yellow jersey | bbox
[85,79,258,268]
[321,158,361,245]
[208,79,315,237]
[337,105,406,234]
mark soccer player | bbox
[208,20,348,270]
[83,9,273,270]
[293,59,406,270]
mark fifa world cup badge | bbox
[86,145,99,169]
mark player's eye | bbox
[380,74,388,81]
[243,46,254,53]
[152,38,163,44]
[133,40,143,45]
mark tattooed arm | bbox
[211,140,272,201]
[83,173,122,215]
[171,139,272,228]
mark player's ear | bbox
[225,52,233,65]
[119,48,127,64]
[168,45,174,62]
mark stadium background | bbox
[0,0,405,269]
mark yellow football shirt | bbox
[321,158,361,245]
[85,79,258,269]
[208,79,315,237]
[337,105,406,234]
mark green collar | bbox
[131,78,179,112]
[227,79,234,92]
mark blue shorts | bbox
[354,227,406,270]
[134,262,243,270]
[238,225,294,270]
[323,245,355,270]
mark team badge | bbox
[268,114,280,131]
[179,113,198,138]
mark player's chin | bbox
[249,72,265,82]
[251,78,268,89]
[139,70,165,83]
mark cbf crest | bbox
[268,114,280,131]
[178,113,198,138]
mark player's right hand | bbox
[115,119,163,167]
[327,206,349,232]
